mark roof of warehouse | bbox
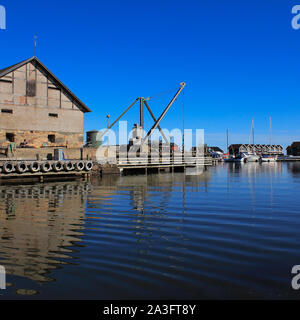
[0,56,91,113]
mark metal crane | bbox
[141,82,185,145]
[98,82,186,146]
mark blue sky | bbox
[1,0,300,151]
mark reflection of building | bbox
[287,142,300,156]
[226,162,283,176]
[0,182,91,284]
[228,144,283,157]
[286,162,300,175]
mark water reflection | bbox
[286,161,300,175]
[225,162,283,176]
[0,182,92,289]
[0,164,300,299]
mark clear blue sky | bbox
[1,0,300,151]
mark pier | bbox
[116,156,213,175]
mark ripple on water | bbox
[0,164,299,299]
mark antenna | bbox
[34,34,38,57]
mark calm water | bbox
[0,162,300,299]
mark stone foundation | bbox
[0,130,84,149]
[0,147,97,161]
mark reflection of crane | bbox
[99,82,186,146]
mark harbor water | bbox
[0,162,300,299]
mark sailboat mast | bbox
[227,128,229,152]
[269,116,272,146]
[252,118,255,146]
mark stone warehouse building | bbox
[0,57,91,149]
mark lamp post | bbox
[106,114,111,147]
[106,114,110,129]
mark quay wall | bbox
[0,130,83,149]
[2,147,98,161]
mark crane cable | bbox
[146,86,178,101]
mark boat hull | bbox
[260,157,277,162]
[245,155,260,162]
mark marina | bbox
[1,1,300,305]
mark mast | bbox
[226,128,229,152]
[252,118,255,146]
[249,118,255,153]
[269,116,272,146]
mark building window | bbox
[48,135,55,143]
[26,80,36,97]
[1,109,13,114]
[49,113,58,118]
[6,133,15,142]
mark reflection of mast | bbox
[270,164,273,208]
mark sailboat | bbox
[224,129,235,162]
[244,118,260,162]
[259,116,277,163]
[223,129,245,162]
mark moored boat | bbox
[245,153,260,162]
[260,155,277,162]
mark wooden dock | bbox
[116,156,213,174]
[277,156,300,162]
[0,156,213,182]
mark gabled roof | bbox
[290,141,300,147]
[0,57,91,113]
[229,144,283,149]
[208,146,224,153]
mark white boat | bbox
[233,153,247,162]
[245,153,260,162]
[224,153,248,163]
[259,117,277,163]
[260,155,277,162]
